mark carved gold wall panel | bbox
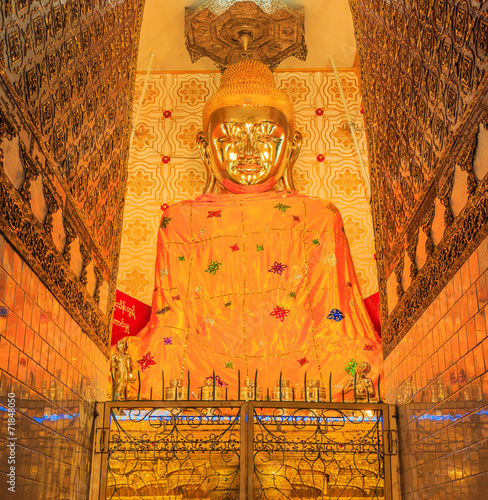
[118,69,378,306]
[350,0,488,354]
[0,0,145,351]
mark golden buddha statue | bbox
[110,339,135,400]
[127,60,382,398]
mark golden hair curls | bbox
[202,60,295,137]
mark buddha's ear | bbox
[282,130,302,191]
[197,131,210,164]
[197,131,216,193]
[289,130,302,166]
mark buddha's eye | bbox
[256,135,280,144]
[218,136,242,144]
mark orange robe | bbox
[128,190,382,398]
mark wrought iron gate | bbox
[92,401,396,499]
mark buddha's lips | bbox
[234,164,264,174]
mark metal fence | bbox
[92,401,397,500]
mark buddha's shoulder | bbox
[296,195,342,215]
[161,197,235,220]
[161,194,342,216]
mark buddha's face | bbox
[356,362,371,377]
[199,105,301,191]
[117,339,127,353]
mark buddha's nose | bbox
[243,133,256,157]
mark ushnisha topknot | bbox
[202,60,295,137]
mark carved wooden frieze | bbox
[0,0,145,352]
[350,0,488,355]
[1,0,144,271]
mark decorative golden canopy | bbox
[185,0,307,70]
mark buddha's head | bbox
[356,362,372,378]
[197,60,302,194]
[116,339,128,353]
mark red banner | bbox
[364,292,381,337]
[111,290,151,345]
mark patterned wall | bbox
[0,1,143,497]
[118,69,378,306]
[384,233,488,499]
[351,0,488,353]
[0,234,108,498]
[0,0,144,349]
[351,1,488,496]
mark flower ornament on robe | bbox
[230,244,239,252]
[293,215,300,222]
[324,253,337,266]
[156,306,170,315]
[256,244,264,252]
[207,210,222,218]
[270,305,291,322]
[225,362,233,369]
[160,203,170,211]
[206,375,227,387]
[345,359,358,376]
[268,261,287,275]
[298,357,309,367]
[160,217,172,229]
[203,315,215,325]
[274,203,291,212]
[160,268,169,278]
[163,337,172,345]
[312,239,320,245]
[162,156,171,164]
[205,260,222,275]
[364,344,375,351]
[138,352,156,372]
[172,295,180,301]
[327,308,345,321]
[178,255,185,261]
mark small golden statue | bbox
[343,362,376,402]
[110,339,135,401]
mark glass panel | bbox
[107,406,241,499]
[253,407,385,499]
